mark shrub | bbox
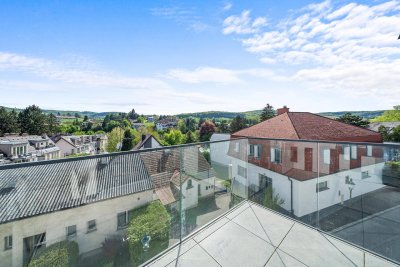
[28,240,79,267]
[127,201,170,265]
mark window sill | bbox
[87,228,97,234]
[317,187,329,193]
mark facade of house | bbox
[223,107,385,218]
[133,134,162,150]
[0,153,154,267]
[156,119,178,131]
[140,146,216,210]
[53,134,107,156]
[0,135,62,164]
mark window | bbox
[248,144,254,156]
[366,145,373,157]
[234,142,240,152]
[117,212,128,229]
[87,220,97,233]
[323,149,330,164]
[290,147,298,162]
[351,145,357,159]
[255,145,262,159]
[343,145,350,160]
[186,179,193,189]
[237,165,247,178]
[271,148,281,164]
[4,235,12,250]
[316,181,329,192]
[66,225,77,238]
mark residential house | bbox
[140,146,216,210]
[156,118,178,131]
[224,107,384,218]
[368,122,400,134]
[0,134,62,163]
[0,153,154,267]
[133,134,162,150]
[53,134,107,156]
[147,116,154,122]
[132,122,145,130]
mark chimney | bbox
[277,106,289,115]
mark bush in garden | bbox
[28,240,79,267]
[127,201,170,265]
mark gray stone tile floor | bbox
[145,201,399,267]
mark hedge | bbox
[28,240,79,267]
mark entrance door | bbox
[23,233,46,266]
[304,148,313,171]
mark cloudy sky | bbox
[0,0,399,114]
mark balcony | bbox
[0,138,399,267]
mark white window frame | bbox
[351,145,357,160]
[343,145,350,161]
[237,165,247,178]
[248,144,254,156]
[323,149,330,165]
[366,145,372,157]
[234,142,240,153]
[4,235,12,250]
[255,145,261,159]
[270,147,281,164]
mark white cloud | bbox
[166,67,242,83]
[150,6,209,32]
[223,1,400,101]
[0,52,169,90]
[223,10,267,34]
[165,66,288,83]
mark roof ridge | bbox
[286,113,300,139]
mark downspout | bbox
[287,176,294,216]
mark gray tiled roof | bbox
[0,153,153,224]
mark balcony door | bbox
[304,148,313,172]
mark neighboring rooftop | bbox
[368,122,400,133]
[145,201,398,267]
[232,107,383,143]
[0,153,153,224]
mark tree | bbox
[0,107,20,135]
[127,108,139,120]
[378,125,391,141]
[371,106,400,122]
[106,127,124,152]
[164,129,186,145]
[121,129,134,151]
[260,103,275,122]
[391,125,400,142]
[219,120,229,133]
[230,115,246,133]
[185,131,195,144]
[336,112,369,127]
[18,105,48,135]
[83,115,89,122]
[74,113,81,118]
[47,113,59,135]
[199,121,216,142]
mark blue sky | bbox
[0,0,399,114]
